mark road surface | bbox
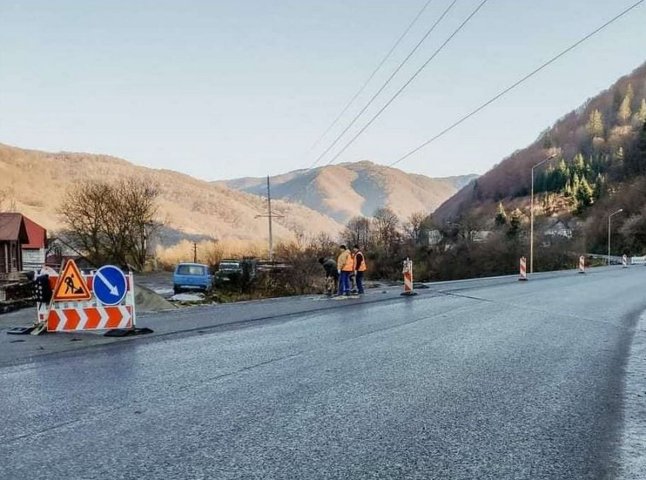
[2,267,646,479]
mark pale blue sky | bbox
[1,1,645,181]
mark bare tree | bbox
[342,216,373,248]
[372,207,399,248]
[59,178,161,270]
[403,211,429,245]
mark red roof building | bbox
[0,213,28,273]
[0,213,48,273]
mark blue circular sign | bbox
[94,265,128,306]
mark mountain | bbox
[434,61,646,224]
[218,161,477,224]
[0,143,343,244]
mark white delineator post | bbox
[519,256,528,281]
[401,258,417,296]
[622,254,628,268]
[579,255,585,274]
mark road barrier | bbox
[579,255,585,274]
[632,256,646,265]
[622,254,628,268]
[28,260,150,336]
[401,258,417,296]
[519,256,527,281]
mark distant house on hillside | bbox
[0,213,28,274]
[22,216,48,271]
[428,230,443,246]
[544,219,573,239]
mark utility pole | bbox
[255,176,284,262]
[193,242,197,263]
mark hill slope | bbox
[219,161,476,224]
[0,144,343,243]
[434,61,646,223]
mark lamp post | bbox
[607,208,624,265]
[530,154,557,274]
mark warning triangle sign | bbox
[53,260,92,301]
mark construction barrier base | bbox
[6,326,35,335]
[104,327,154,337]
[400,291,418,297]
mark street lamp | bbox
[607,208,624,265]
[530,153,557,274]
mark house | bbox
[0,213,29,274]
[428,230,443,246]
[22,216,48,271]
[544,219,573,239]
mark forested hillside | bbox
[433,61,646,256]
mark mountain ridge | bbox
[217,161,477,224]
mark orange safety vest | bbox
[338,250,354,272]
[354,251,367,272]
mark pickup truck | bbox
[173,263,213,294]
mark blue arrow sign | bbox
[94,265,128,306]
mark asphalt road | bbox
[2,267,646,479]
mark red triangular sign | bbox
[53,260,92,301]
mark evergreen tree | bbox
[586,109,604,138]
[495,202,508,226]
[618,94,632,124]
[635,98,646,124]
[576,177,594,210]
[564,179,572,197]
[507,209,523,238]
[573,153,585,176]
[593,174,606,200]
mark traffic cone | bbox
[519,256,527,281]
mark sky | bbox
[1,0,645,182]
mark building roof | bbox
[0,213,29,243]
[22,215,47,249]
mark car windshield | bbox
[219,263,240,271]
[177,265,205,275]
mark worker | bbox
[352,244,367,295]
[336,245,354,296]
[318,257,339,297]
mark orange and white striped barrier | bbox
[519,256,527,281]
[622,254,628,268]
[579,255,585,274]
[401,258,417,296]
[48,305,133,332]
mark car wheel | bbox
[173,285,181,294]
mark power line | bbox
[324,0,488,167]
[305,0,435,160]
[388,0,646,168]
[309,0,459,169]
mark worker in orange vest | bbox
[352,244,367,295]
[336,245,354,296]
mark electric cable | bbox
[388,0,645,167]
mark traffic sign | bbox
[53,260,92,301]
[93,265,127,306]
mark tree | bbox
[59,178,161,270]
[617,85,634,124]
[372,207,399,248]
[575,177,594,211]
[507,208,523,238]
[586,109,604,138]
[403,211,428,245]
[494,202,508,226]
[634,99,646,124]
[342,216,372,249]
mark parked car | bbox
[214,258,257,286]
[173,263,213,294]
